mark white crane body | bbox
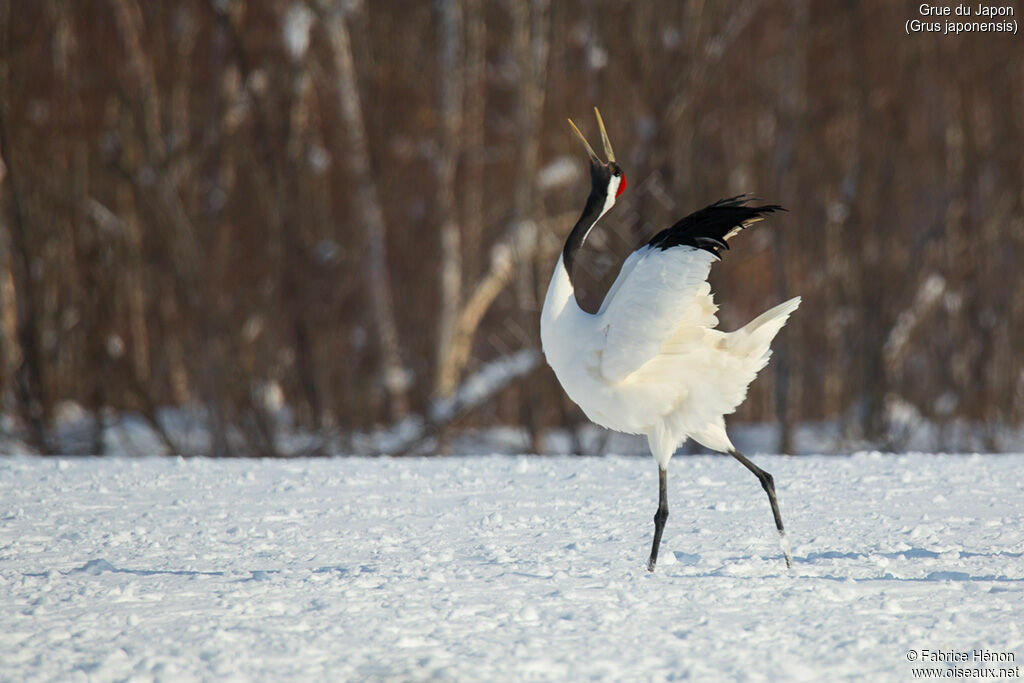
[542,248,800,468]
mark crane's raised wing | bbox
[597,246,714,383]
[597,196,783,383]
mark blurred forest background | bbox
[0,0,1022,456]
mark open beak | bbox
[567,107,616,163]
[593,107,616,162]
[568,118,599,162]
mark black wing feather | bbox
[645,195,785,259]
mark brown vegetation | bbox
[0,1,1022,453]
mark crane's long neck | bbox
[543,182,616,325]
[562,186,612,286]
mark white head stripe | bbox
[600,175,621,219]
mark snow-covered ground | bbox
[1,453,1021,681]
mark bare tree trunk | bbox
[771,0,808,455]
[510,0,548,225]
[318,2,409,421]
[118,185,151,383]
[0,234,16,409]
[510,0,549,454]
[72,147,107,455]
[461,0,486,285]
[850,3,888,444]
[110,0,201,300]
[111,0,213,453]
[216,4,314,454]
[0,0,52,452]
[284,70,326,436]
[433,0,464,401]
[49,0,106,454]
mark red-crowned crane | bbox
[540,109,800,571]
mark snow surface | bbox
[1,453,1022,681]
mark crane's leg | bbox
[729,450,793,569]
[647,466,669,572]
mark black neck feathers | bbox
[563,160,616,285]
[562,187,607,285]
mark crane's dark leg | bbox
[647,466,669,572]
[729,450,793,569]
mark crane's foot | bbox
[778,529,793,570]
[729,449,793,570]
[647,507,668,572]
